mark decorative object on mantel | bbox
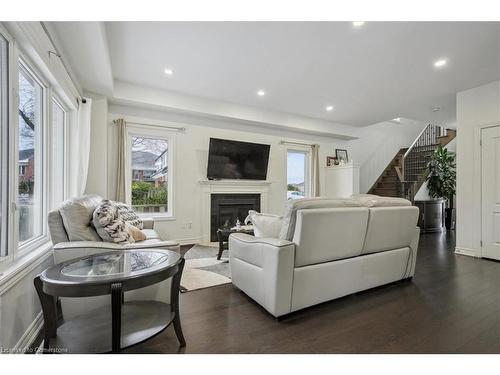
[326,156,339,166]
[335,149,349,164]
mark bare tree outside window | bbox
[131,136,169,214]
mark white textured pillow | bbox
[245,210,283,238]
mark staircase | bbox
[368,125,456,201]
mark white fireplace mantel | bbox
[199,179,271,242]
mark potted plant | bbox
[426,144,456,230]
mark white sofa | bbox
[229,196,420,317]
[48,195,180,319]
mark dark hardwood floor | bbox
[124,231,500,354]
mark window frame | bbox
[14,57,49,258]
[0,27,10,259]
[126,123,176,220]
[285,146,312,200]
[49,96,68,208]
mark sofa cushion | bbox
[362,206,419,255]
[48,209,69,244]
[354,195,412,207]
[93,200,134,243]
[59,195,103,242]
[245,210,282,238]
[142,229,160,240]
[279,197,363,241]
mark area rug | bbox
[180,244,231,292]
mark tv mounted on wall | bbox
[207,138,270,180]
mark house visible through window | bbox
[287,150,310,200]
[131,136,169,214]
[18,63,43,244]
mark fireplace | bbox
[210,193,260,241]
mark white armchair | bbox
[48,195,180,319]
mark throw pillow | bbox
[126,223,147,242]
[115,202,143,229]
[93,200,134,243]
[245,210,283,238]
[59,195,103,242]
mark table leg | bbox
[217,232,224,260]
[111,282,123,353]
[171,258,186,347]
[34,276,58,353]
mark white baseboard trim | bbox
[13,311,43,353]
[177,237,201,246]
[455,247,479,257]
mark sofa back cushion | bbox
[59,195,103,242]
[48,209,69,244]
[279,197,363,241]
[293,207,369,267]
[362,206,419,255]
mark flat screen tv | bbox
[207,138,270,180]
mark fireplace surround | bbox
[199,179,271,242]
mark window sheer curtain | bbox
[311,144,320,197]
[68,98,92,198]
[114,118,130,204]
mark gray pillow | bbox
[59,195,103,242]
[93,200,134,243]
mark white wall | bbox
[350,119,427,193]
[81,104,431,244]
[100,105,353,244]
[456,80,500,257]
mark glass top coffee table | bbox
[34,249,185,353]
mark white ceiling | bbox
[52,22,500,127]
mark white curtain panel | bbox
[68,97,92,198]
[311,144,320,197]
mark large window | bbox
[287,149,310,200]
[130,134,171,215]
[0,33,8,257]
[0,28,72,269]
[17,63,44,245]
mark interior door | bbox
[481,125,500,259]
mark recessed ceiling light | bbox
[257,90,266,97]
[164,68,174,76]
[326,105,334,112]
[353,21,365,27]
[392,117,401,123]
[434,59,447,68]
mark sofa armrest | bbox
[405,226,421,278]
[229,233,295,317]
[142,218,154,230]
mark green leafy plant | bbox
[131,181,168,206]
[287,184,299,192]
[426,145,456,208]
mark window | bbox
[51,99,67,206]
[286,149,310,200]
[17,63,44,245]
[130,134,171,215]
[0,33,8,257]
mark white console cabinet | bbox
[324,164,360,198]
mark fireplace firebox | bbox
[210,193,260,241]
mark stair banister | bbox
[401,123,432,182]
